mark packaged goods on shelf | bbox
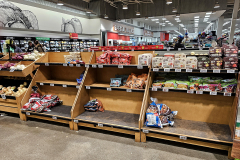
[221,79,237,93]
[138,53,152,65]
[152,57,163,68]
[223,57,238,69]
[189,76,202,90]
[175,80,189,89]
[125,73,148,89]
[0,82,27,96]
[64,52,83,64]
[209,47,222,57]
[197,56,210,69]
[110,78,122,87]
[145,98,177,128]
[175,53,186,58]
[210,57,222,69]
[97,51,132,65]
[76,72,85,85]
[84,99,104,112]
[152,80,165,88]
[164,53,175,57]
[10,64,26,70]
[222,44,238,57]
[174,58,186,69]
[115,75,129,85]
[162,57,174,68]
[186,56,197,69]
[163,80,175,89]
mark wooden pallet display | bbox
[72,51,154,142]
[140,69,240,159]
[20,52,93,129]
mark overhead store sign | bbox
[36,37,50,41]
[112,23,134,34]
[144,30,153,37]
[69,33,78,39]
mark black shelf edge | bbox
[151,68,238,74]
[36,82,79,88]
[35,62,85,67]
[0,69,22,72]
[85,85,145,92]
[0,95,16,100]
[149,87,236,96]
[89,64,149,69]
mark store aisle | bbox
[0,114,228,160]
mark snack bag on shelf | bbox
[197,56,210,69]
[152,57,163,68]
[146,98,162,128]
[189,76,202,90]
[210,57,222,69]
[175,53,186,58]
[115,75,129,85]
[186,56,197,69]
[162,80,175,89]
[76,71,85,85]
[138,53,152,65]
[175,80,189,90]
[158,103,177,127]
[162,57,174,68]
[84,99,104,112]
[174,58,186,69]
[120,53,132,65]
[223,57,238,69]
[112,57,119,64]
[110,78,122,87]
[221,79,237,93]
[152,80,165,88]
[223,44,238,57]
[209,47,222,57]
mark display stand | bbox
[72,51,153,141]
[20,52,92,130]
[140,69,239,159]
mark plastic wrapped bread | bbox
[162,57,174,68]
[174,58,186,69]
[175,53,186,58]
[138,53,152,65]
[152,57,163,68]
[186,56,197,69]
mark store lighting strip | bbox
[223,21,230,26]
[174,30,183,35]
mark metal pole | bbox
[229,0,239,44]
[217,16,224,38]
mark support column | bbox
[229,0,239,44]
[217,16,224,38]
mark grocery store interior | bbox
[0,0,240,159]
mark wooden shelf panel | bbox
[85,83,145,92]
[35,62,85,67]
[22,105,72,119]
[142,119,233,143]
[36,80,79,88]
[89,64,148,69]
[151,68,238,74]
[75,110,140,130]
[149,87,236,96]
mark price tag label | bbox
[102,50,104,52]
[137,65,143,69]
[98,65,103,68]
[175,69,181,72]
[152,87,158,91]
[1,94,6,99]
[142,129,149,133]
[186,69,192,72]
[0,68,2,70]
[50,83,54,86]
[187,90,194,94]
[178,48,181,51]
[164,68,170,72]
[107,88,112,91]
[163,88,169,92]
[62,85,67,87]
[115,49,117,52]
[63,63,68,66]
[10,69,15,72]
[153,68,159,72]
[227,69,235,73]
[131,49,134,51]
[167,48,170,51]
[126,89,132,92]
[179,136,187,140]
[224,92,232,96]
[213,69,220,73]
[92,65,97,68]
[210,91,217,95]
[45,63,49,66]
[192,46,194,48]
[74,119,78,123]
[86,86,90,89]
[69,64,74,67]
[199,47,203,50]
[76,64,81,67]
[98,123,103,127]
[200,69,207,73]
[76,86,80,89]
[26,112,30,116]
[118,65,123,68]
[52,116,57,120]
[196,90,203,94]
[85,64,89,68]
[40,83,44,86]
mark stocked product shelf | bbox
[35,62,85,67]
[36,80,79,88]
[151,68,238,74]
[88,64,148,69]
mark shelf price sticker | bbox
[98,123,103,127]
[126,89,132,92]
[45,63,49,66]
[63,63,68,67]
[200,69,207,73]
[167,47,170,51]
[115,49,117,52]
[50,84,54,87]
[102,50,104,52]
[76,86,80,89]
[40,83,44,86]
[213,69,220,73]
[1,94,6,99]
[107,88,112,91]
[164,68,170,72]
[175,69,181,72]
[178,48,181,51]
[76,64,81,67]
[26,112,30,116]
[92,65,97,68]
[192,46,194,48]
[152,87,158,91]
[179,136,187,140]
[131,49,134,51]
[85,64,89,68]
[52,116,57,120]
[69,64,74,67]
[98,65,103,68]
[142,129,149,133]
[10,69,15,72]
[227,69,235,73]
[196,90,203,94]
[163,88,169,92]
[210,91,217,95]
[137,65,143,69]
[186,69,192,72]
[62,85,67,88]
[153,68,159,72]
[224,92,232,96]
[118,65,124,69]
[74,119,78,123]
[86,86,91,89]
[187,90,194,94]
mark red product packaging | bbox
[112,57,119,64]
[120,53,131,58]
[112,52,121,58]
[119,58,130,65]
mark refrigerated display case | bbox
[62,39,72,51]
[50,38,62,51]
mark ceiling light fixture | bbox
[214,2,220,8]
[123,4,128,9]
[176,14,180,18]
[57,0,64,5]
[206,12,212,15]
[205,15,210,18]
[104,14,108,18]
[194,16,199,19]
[86,10,91,13]
[175,18,179,20]
[136,11,140,16]
[166,0,172,5]
[151,19,159,21]
[176,20,181,22]
[162,17,167,20]
[156,21,159,23]
[165,20,169,22]
[172,7,177,12]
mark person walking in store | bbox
[27,41,35,52]
[34,40,44,52]
[12,43,23,53]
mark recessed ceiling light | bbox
[214,2,220,8]
[162,17,167,20]
[172,7,177,12]
[175,18,179,20]
[151,19,159,21]
[123,4,128,9]
[176,20,181,22]
[57,0,64,5]
[165,21,169,22]
[205,15,210,18]
[136,11,140,16]
[194,16,199,18]
[104,14,108,18]
[156,21,159,23]
[176,14,180,18]
[166,0,172,5]
[206,12,212,15]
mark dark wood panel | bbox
[232,140,240,158]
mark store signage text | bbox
[144,30,153,37]
[113,23,134,34]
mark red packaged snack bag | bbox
[120,53,130,58]
[112,57,119,64]
[112,52,121,58]
[119,58,130,65]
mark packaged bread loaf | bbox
[175,53,186,58]
[186,56,197,69]
[209,47,222,57]
[138,53,152,65]
[223,44,238,57]
[223,57,238,69]
[162,57,174,68]
[152,57,163,68]
[197,56,210,69]
[210,57,222,69]
[174,58,186,69]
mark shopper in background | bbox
[34,40,44,52]
[27,41,35,52]
[42,44,47,52]
[12,43,23,53]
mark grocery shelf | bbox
[35,62,85,67]
[88,64,148,69]
[75,110,140,131]
[36,80,79,88]
[149,87,236,96]
[85,83,145,92]
[151,68,238,74]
